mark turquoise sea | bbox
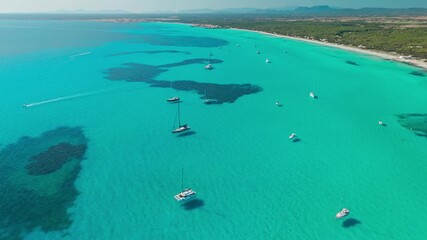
[1,20,427,240]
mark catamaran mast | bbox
[181,168,184,190]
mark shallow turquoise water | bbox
[0,21,427,240]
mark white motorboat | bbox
[309,92,315,98]
[335,208,350,219]
[289,133,296,139]
[265,58,270,63]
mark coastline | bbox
[229,27,427,71]
[87,20,427,71]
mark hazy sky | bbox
[1,0,427,13]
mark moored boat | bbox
[204,63,213,70]
[335,208,350,219]
[172,124,190,133]
[203,99,218,104]
[174,169,197,203]
[167,97,180,102]
[172,102,191,133]
[174,188,197,202]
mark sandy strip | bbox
[231,28,427,71]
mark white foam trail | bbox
[70,52,91,59]
[22,87,123,108]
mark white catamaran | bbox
[174,169,196,203]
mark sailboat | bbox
[205,53,214,70]
[310,78,317,99]
[167,96,180,102]
[203,89,217,104]
[172,102,190,133]
[174,169,196,203]
[167,81,180,102]
[204,63,213,70]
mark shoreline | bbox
[228,27,427,71]
[87,20,427,71]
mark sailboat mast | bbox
[177,102,181,126]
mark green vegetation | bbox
[179,16,427,59]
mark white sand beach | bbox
[232,28,427,71]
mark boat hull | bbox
[172,125,191,133]
[167,97,180,102]
[174,189,197,203]
[335,208,350,219]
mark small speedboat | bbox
[174,188,196,203]
[289,133,296,139]
[309,92,315,98]
[335,208,350,219]
[172,124,190,133]
[378,121,384,125]
[204,64,213,70]
[167,97,180,102]
[265,58,270,63]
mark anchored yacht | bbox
[335,208,350,219]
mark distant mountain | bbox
[287,6,427,16]
[179,8,260,14]
[178,5,427,16]
[53,9,133,14]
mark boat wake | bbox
[22,87,125,108]
[70,52,91,59]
